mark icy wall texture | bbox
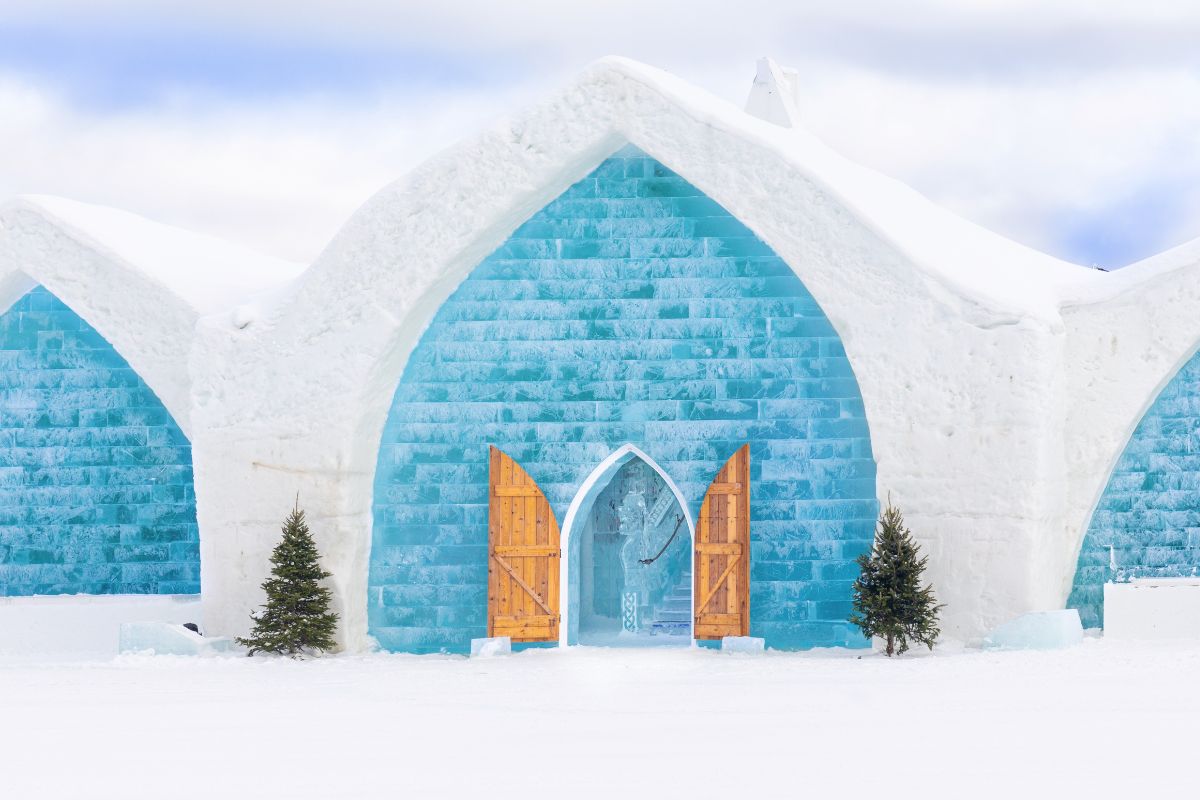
[1069,351,1200,628]
[369,147,877,653]
[0,286,198,596]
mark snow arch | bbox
[0,200,202,434]
[367,146,878,653]
[0,201,224,599]
[205,57,1092,648]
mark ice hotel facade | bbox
[2,58,1200,653]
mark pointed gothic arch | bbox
[366,145,878,653]
[558,444,696,646]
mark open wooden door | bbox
[695,444,751,639]
[488,446,560,642]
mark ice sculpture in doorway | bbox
[578,457,691,646]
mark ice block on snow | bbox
[119,622,236,656]
[983,610,1083,650]
[470,636,512,657]
[721,636,765,653]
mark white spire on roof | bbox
[744,57,803,128]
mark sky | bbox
[1,1,1199,269]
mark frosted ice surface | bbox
[119,622,236,656]
[722,636,766,653]
[470,637,512,657]
[983,610,1083,651]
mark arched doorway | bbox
[367,144,879,654]
[562,446,694,646]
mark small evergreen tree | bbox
[237,503,339,656]
[850,502,942,656]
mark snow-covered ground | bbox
[2,640,1196,799]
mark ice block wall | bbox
[369,146,877,653]
[0,286,198,596]
[1070,350,1200,628]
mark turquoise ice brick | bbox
[369,147,877,653]
[0,286,199,597]
[1069,351,1200,629]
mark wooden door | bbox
[694,444,751,639]
[488,446,560,642]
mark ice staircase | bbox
[649,572,692,636]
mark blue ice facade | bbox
[0,286,199,596]
[1069,351,1200,628]
[369,146,877,653]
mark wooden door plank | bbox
[696,494,711,631]
[695,543,741,555]
[494,486,544,497]
[724,454,737,615]
[492,614,555,628]
[488,446,496,638]
[493,544,560,556]
[493,617,557,638]
[546,515,559,634]
[488,447,504,634]
[714,490,728,614]
[487,446,561,643]
[513,465,528,621]
[500,449,513,550]
[499,449,515,621]
[695,623,738,639]
[694,444,751,639]
[734,443,744,633]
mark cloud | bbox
[0,16,529,109]
[0,75,541,262]
[796,64,1200,267]
[0,2,1198,268]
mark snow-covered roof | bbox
[607,58,1106,312]
[0,197,303,432]
[2,55,1197,326]
[295,56,1138,331]
[1061,231,1200,308]
[17,196,305,315]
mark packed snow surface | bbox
[1,641,1196,799]
[0,595,202,657]
[18,195,306,313]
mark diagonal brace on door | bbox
[696,554,742,614]
[490,551,554,616]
